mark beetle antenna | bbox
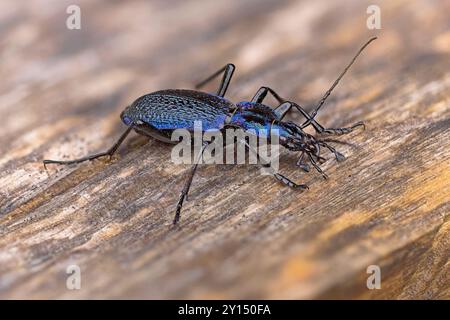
[309,37,377,120]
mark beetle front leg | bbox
[286,102,365,137]
[271,168,309,189]
[239,138,309,190]
[319,121,365,136]
[43,126,133,169]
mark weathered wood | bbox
[0,0,449,299]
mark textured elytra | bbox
[122,89,234,130]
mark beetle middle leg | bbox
[43,126,133,169]
[173,141,210,225]
[195,63,235,97]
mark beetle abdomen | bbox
[122,89,233,131]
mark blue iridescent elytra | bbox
[43,38,376,224]
[121,89,230,131]
[121,89,294,140]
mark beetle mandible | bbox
[44,37,377,224]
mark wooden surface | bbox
[0,0,449,299]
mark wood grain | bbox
[0,0,449,299]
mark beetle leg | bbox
[43,126,133,169]
[173,142,210,225]
[272,169,309,189]
[195,63,235,97]
[296,152,310,172]
[250,87,308,122]
[282,101,364,137]
[275,101,326,133]
[307,153,328,179]
[250,87,310,122]
[251,86,285,104]
[239,138,309,190]
[297,105,365,136]
[252,87,300,127]
[318,141,346,162]
[251,87,312,126]
[319,121,365,136]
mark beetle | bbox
[44,37,377,224]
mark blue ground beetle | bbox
[44,37,377,224]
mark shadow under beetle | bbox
[44,37,377,225]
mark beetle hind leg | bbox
[195,63,235,97]
[43,127,133,169]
